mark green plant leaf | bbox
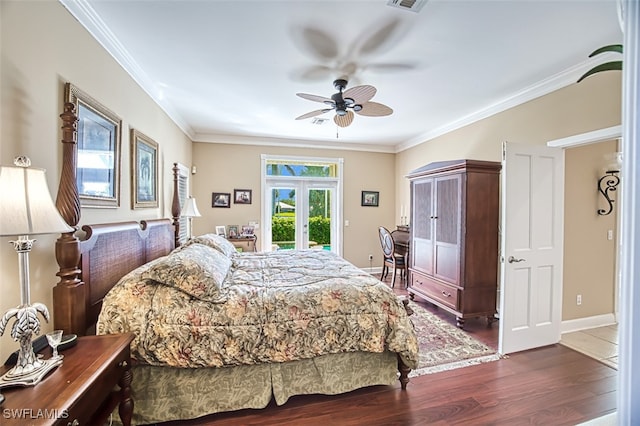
[589,44,623,57]
[577,61,623,83]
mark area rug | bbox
[407,301,502,377]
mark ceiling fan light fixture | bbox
[353,104,363,112]
[336,109,347,116]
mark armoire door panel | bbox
[412,238,433,274]
[434,243,459,284]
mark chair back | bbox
[378,226,395,259]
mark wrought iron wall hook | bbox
[597,170,621,216]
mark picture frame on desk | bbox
[215,225,226,237]
[241,225,255,236]
[228,225,239,237]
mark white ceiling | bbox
[61,0,623,153]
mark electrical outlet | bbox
[368,254,373,261]
[577,294,582,305]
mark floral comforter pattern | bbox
[98,248,418,369]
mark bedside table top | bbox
[1,333,134,425]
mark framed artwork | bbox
[361,190,379,207]
[241,225,255,236]
[215,225,226,237]
[212,192,230,208]
[65,82,122,208]
[234,189,252,204]
[131,129,159,208]
[227,225,239,238]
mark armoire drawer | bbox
[410,272,460,310]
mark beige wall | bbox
[0,1,191,360]
[563,140,618,320]
[396,72,621,322]
[191,143,396,267]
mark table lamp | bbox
[0,156,73,388]
[180,196,201,240]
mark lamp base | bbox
[0,355,62,389]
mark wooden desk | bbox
[228,235,257,252]
[392,225,410,258]
[0,333,134,426]
[391,226,410,285]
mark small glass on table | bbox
[46,329,64,359]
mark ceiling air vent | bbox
[311,118,328,125]
[386,0,427,13]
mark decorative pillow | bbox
[185,233,237,258]
[142,243,231,302]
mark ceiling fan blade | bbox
[356,101,393,117]
[299,27,339,60]
[296,109,331,120]
[343,85,376,104]
[366,62,418,73]
[290,65,333,82]
[297,93,334,103]
[334,111,354,128]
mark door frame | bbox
[264,179,338,252]
[260,154,344,256]
[547,125,622,327]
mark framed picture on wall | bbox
[234,189,252,204]
[361,190,379,207]
[65,82,122,208]
[212,192,230,208]
[131,129,159,209]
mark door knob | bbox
[508,256,525,263]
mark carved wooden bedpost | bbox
[171,162,181,247]
[53,102,86,336]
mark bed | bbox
[51,102,418,424]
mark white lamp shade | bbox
[0,162,73,236]
[181,196,201,218]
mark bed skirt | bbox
[124,350,398,424]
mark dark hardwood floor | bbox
[156,273,617,426]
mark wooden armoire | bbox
[406,159,501,328]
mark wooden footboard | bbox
[398,297,413,389]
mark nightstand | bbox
[0,333,134,425]
[228,235,257,252]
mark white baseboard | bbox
[561,313,617,334]
[365,266,383,275]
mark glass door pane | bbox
[308,188,332,251]
[271,186,296,251]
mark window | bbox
[176,163,190,244]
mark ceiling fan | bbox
[295,79,393,128]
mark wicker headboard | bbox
[52,103,178,336]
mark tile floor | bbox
[560,324,618,369]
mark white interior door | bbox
[498,142,564,354]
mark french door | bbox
[264,179,338,253]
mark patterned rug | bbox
[408,301,502,377]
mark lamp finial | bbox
[14,156,31,168]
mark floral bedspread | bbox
[98,248,418,369]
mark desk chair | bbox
[378,226,407,288]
